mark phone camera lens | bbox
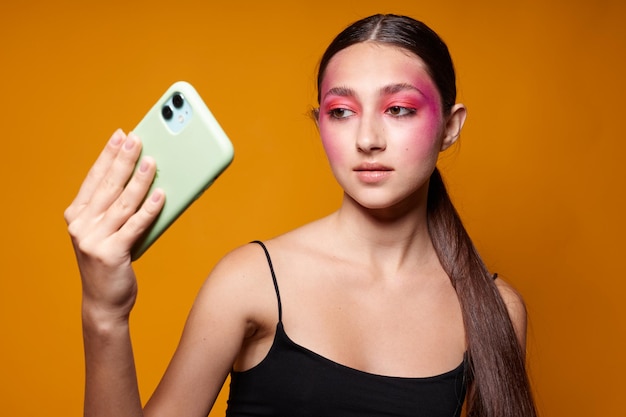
[172,93,184,109]
[162,105,173,120]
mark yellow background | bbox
[1,1,624,415]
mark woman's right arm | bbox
[65,130,165,417]
[66,130,269,417]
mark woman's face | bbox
[318,42,458,213]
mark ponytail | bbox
[427,168,537,417]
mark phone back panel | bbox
[130,81,234,260]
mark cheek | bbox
[401,113,444,155]
[420,92,445,139]
[408,80,446,142]
[401,135,436,163]
[318,120,344,164]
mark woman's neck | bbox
[329,190,438,276]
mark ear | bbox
[440,103,467,151]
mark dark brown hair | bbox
[316,14,537,417]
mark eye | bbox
[386,106,416,117]
[328,108,356,119]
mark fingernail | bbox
[110,131,124,146]
[139,158,149,172]
[151,189,164,202]
[124,135,135,150]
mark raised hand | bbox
[65,129,165,322]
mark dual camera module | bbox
[161,93,185,120]
[160,92,192,133]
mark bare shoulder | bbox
[202,241,277,299]
[206,215,334,299]
[209,241,273,281]
[494,276,528,351]
[144,242,280,414]
[494,276,527,314]
[188,242,281,335]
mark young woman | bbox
[65,14,537,417]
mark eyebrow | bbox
[322,83,424,101]
[323,86,354,100]
[381,83,423,96]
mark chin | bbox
[351,195,416,213]
[346,188,427,215]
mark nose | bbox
[356,114,386,153]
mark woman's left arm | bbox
[494,277,528,354]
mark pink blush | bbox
[411,82,444,139]
[319,121,342,163]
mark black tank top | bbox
[225,241,467,417]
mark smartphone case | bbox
[130,81,234,260]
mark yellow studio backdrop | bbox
[0,1,624,415]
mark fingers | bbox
[81,132,143,220]
[118,187,165,245]
[99,155,161,235]
[65,130,128,223]
[66,130,165,261]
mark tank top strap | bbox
[251,240,282,322]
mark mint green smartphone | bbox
[130,81,234,260]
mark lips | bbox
[354,162,392,172]
[353,162,393,183]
